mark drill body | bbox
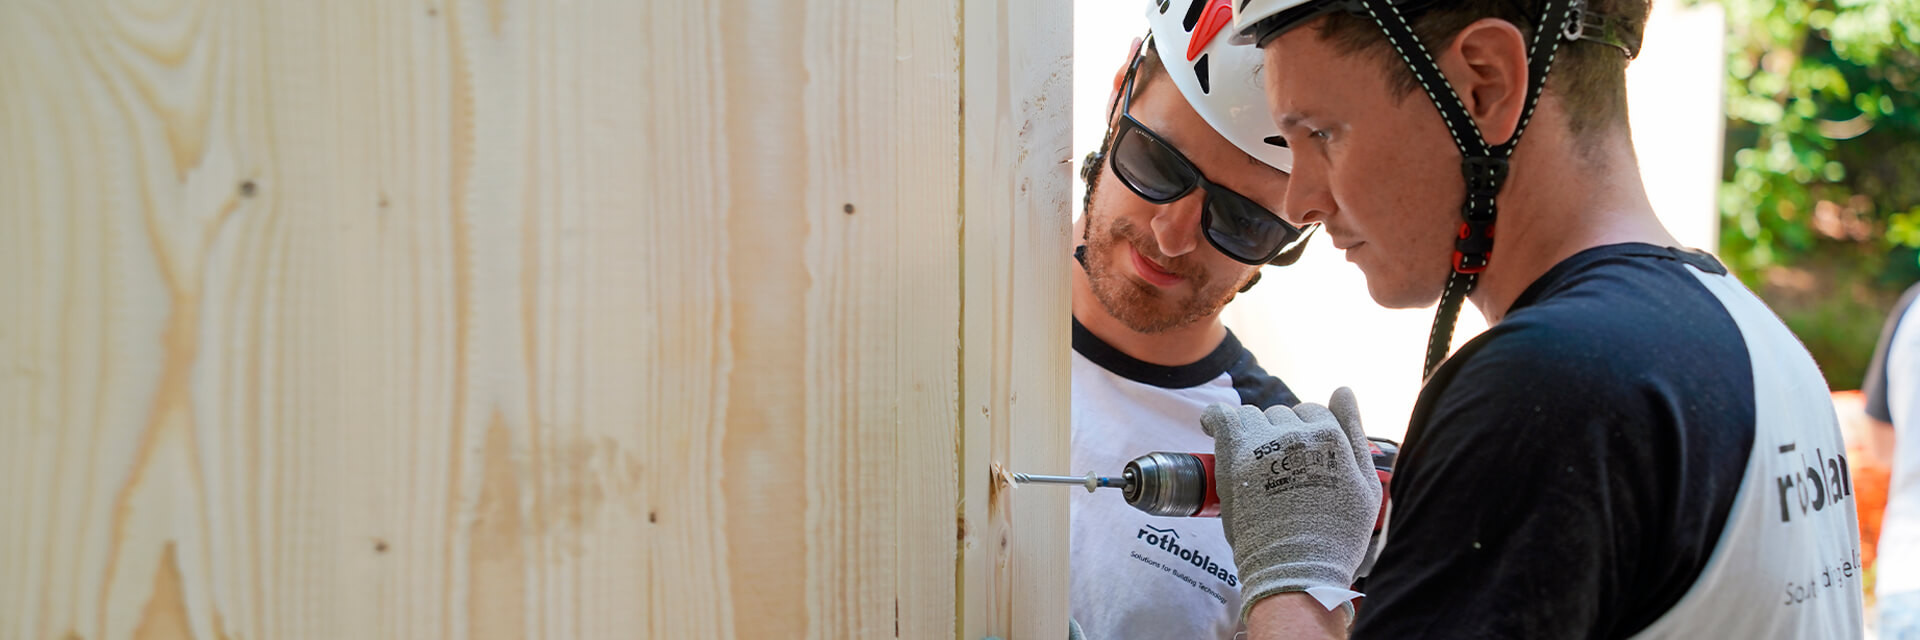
[1120,438,1398,535]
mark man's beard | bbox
[1083,199,1246,334]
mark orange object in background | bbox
[1835,391,1891,580]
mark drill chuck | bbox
[1122,452,1220,517]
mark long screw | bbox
[1009,471,1130,492]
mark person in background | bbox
[1864,282,1920,638]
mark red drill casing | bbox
[1121,438,1397,531]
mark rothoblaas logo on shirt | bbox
[1137,525,1238,587]
[1773,442,1852,524]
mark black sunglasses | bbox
[1098,46,1315,266]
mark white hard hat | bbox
[1231,0,1344,47]
[1144,0,1293,173]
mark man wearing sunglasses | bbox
[1192,0,1867,638]
[1066,2,1319,638]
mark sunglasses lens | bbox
[1205,189,1299,263]
[1111,126,1198,202]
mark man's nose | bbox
[1283,157,1334,227]
[1149,193,1205,258]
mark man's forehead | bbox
[1256,28,1337,118]
[1257,51,1308,123]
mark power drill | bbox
[1013,437,1399,523]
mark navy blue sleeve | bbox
[1226,354,1298,409]
[1218,328,1299,409]
[1864,283,1920,423]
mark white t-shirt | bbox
[1068,318,1299,640]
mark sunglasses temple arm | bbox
[1269,225,1316,267]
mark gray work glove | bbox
[1201,387,1383,622]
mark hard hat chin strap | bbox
[1352,0,1580,380]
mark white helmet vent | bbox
[1181,0,1207,30]
[1142,0,1293,172]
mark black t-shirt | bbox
[1353,244,1759,639]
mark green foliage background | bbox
[1715,0,1920,388]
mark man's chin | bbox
[1091,286,1186,334]
[1112,311,1188,335]
[1363,273,1449,310]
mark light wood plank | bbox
[895,0,965,637]
[960,0,1076,638]
[0,0,1064,637]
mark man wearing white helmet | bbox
[1065,1,1321,638]
[1189,0,1867,637]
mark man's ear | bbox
[1105,36,1144,122]
[1108,37,1145,121]
[1113,37,1144,92]
[1439,18,1529,146]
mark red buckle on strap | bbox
[1452,221,1494,274]
[1452,251,1489,274]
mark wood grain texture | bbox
[959,0,1076,638]
[0,0,1045,638]
[893,0,967,638]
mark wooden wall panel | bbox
[959,0,1076,639]
[894,0,969,637]
[0,0,1075,638]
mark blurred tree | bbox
[1714,0,1920,388]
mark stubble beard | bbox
[1082,190,1245,334]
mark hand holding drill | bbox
[1202,387,1384,621]
[1011,388,1391,620]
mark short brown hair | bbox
[1314,0,1648,140]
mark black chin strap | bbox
[1356,0,1578,380]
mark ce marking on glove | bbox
[1262,442,1338,495]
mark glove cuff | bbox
[1238,584,1363,626]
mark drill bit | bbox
[1009,471,1130,492]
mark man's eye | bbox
[1310,129,1331,141]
